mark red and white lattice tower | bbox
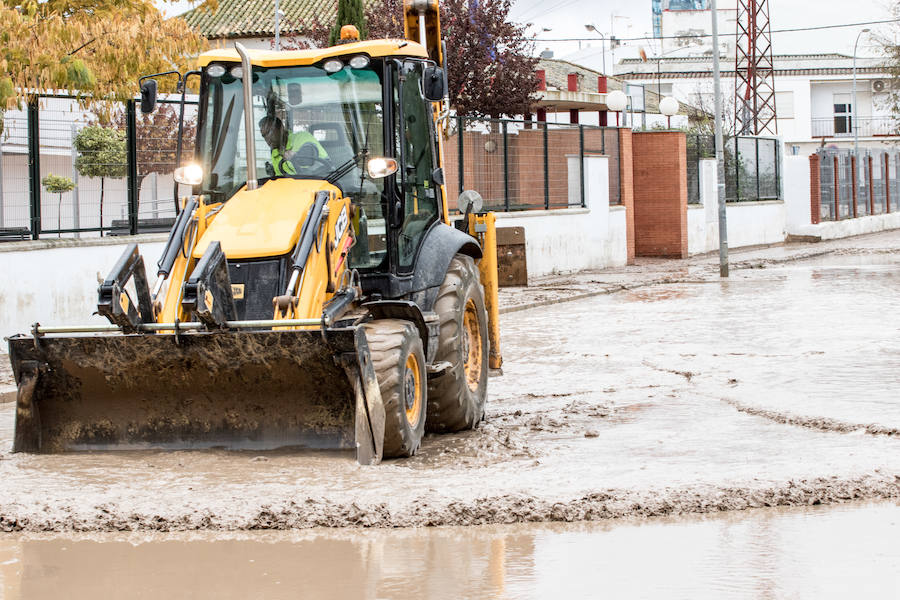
[734,0,777,135]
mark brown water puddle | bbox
[1,501,897,599]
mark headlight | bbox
[366,157,399,179]
[174,163,204,186]
[349,55,370,69]
[230,65,243,79]
[207,64,226,78]
[323,59,343,73]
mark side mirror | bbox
[423,66,446,101]
[140,79,158,114]
[457,189,483,215]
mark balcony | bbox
[811,116,900,139]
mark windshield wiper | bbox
[326,149,366,185]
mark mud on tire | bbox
[426,254,489,433]
[363,319,427,458]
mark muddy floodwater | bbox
[0,242,898,534]
[1,502,897,599]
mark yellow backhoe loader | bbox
[7,0,501,464]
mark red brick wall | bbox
[444,127,584,211]
[618,128,635,264]
[631,131,688,258]
[808,154,821,225]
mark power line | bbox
[531,17,900,43]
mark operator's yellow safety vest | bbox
[271,131,328,176]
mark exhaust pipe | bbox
[234,42,258,191]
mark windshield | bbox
[199,62,385,200]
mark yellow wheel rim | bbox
[404,352,422,427]
[462,299,483,393]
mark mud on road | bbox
[0,233,899,532]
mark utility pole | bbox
[852,28,870,157]
[711,0,728,277]
[734,0,777,135]
[274,0,281,50]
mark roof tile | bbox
[181,0,352,39]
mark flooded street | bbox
[1,502,897,599]
[0,244,898,532]
[0,234,899,595]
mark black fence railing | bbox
[2,99,623,241]
[686,134,781,204]
[816,148,898,222]
[811,116,900,139]
[0,93,197,241]
[444,116,621,213]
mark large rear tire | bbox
[426,254,489,433]
[364,319,427,458]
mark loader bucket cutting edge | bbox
[7,327,385,464]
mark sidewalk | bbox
[498,229,900,313]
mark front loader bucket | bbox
[7,327,385,464]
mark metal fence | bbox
[0,94,197,240]
[2,99,620,241]
[686,134,781,204]
[811,116,900,139]
[816,148,898,222]
[444,116,621,213]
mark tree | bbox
[366,0,538,119]
[0,0,207,110]
[876,11,900,124]
[99,104,198,179]
[73,125,127,229]
[272,15,331,51]
[329,0,368,46]
[41,173,75,236]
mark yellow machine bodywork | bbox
[198,40,429,69]
[157,179,350,325]
[8,0,502,463]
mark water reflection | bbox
[1,502,897,599]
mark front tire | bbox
[364,319,427,458]
[426,254,489,433]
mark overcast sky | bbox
[162,0,898,59]
[510,0,896,60]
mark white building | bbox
[616,53,896,155]
[655,3,737,57]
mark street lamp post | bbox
[852,28,871,157]
[606,90,627,127]
[584,24,607,74]
[659,97,678,129]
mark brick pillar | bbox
[868,155,875,214]
[833,156,840,220]
[808,154,821,224]
[524,112,533,130]
[618,128,635,264]
[567,74,579,124]
[851,155,858,218]
[631,131,688,258]
[536,70,546,91]
[598,76,608,127]
[885,153,891,213]
[536,108,547,122]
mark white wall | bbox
[783,154,900,240]
[783,155,812,232]
[0,237,166,347]
[0,156,627,343]
[794,212,900,240]
[498,155,626,276]
[689,158,786,254]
